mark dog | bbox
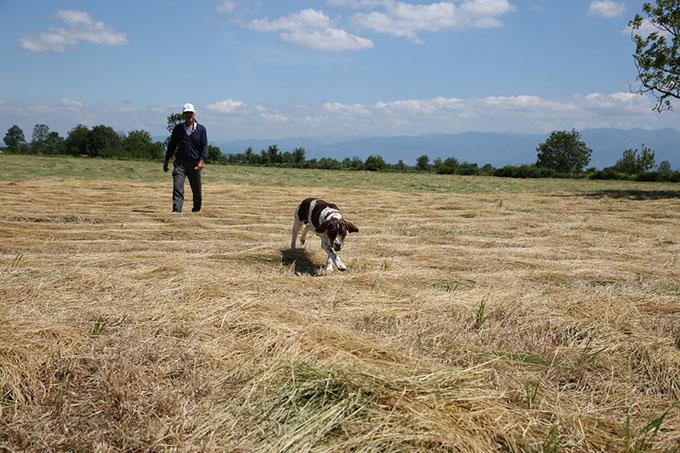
[291,198,359,272]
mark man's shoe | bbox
[191,208,201,213]
[172,210,181,214]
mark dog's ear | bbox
[346,221,359,233]
[316,221,330,234]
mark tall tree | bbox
[266,144,280,164]
[364,154,386,171]
[44,131,64,155]
[536,129,592,173]
[613,145,656,174]
[31,124,50,151]
[657,160,673,174]
[416,154,430,171]
[125,129,156,159]
[65,124,90,156]
[244,147,255,164]
[207,145,224,164]
[3,125,26,151]
[166,113,183,132]
[292,147,306,164]
[630,1,680,111]
[88,125,121,158]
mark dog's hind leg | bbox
[299,225,311,246]
[291,210,302,249]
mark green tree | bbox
[349,156,364,170]
[31,124,50,153]
[657,160,673,174]
[244,147,256,164]
[43,131,64,155]
[364,154,386,171]
[266,144,281,164]
[163,113,184,150]
[4,125,26,151]
[127,129,152,145]
[125,129,161,159]
[88,125,122,157]
[259,149,269,165]
[416,154,430,171]
[292,147,306,164]
[433,157,459,174]
[536,129,592,173]
[480,163,495,175]
[64,124,90,156]
[613,145,656,174]
[207,145,224,164]
[166,113,183,132]
[630,1,680,111]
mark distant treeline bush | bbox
[3,123,678,182]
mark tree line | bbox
[3,123,679,183]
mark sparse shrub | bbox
[542,425,560,452]
[90,316,108,337]
[474,300,487,330]
[10,253,23,268]
[624,409,667,452]
[524,382,539,409]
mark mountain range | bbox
[215,128,680,169]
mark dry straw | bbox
[1,176,679,451]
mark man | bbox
[164,103,208,213]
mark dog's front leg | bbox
[322,240,335,273]
[333,254,347,271]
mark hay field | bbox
[1,155,679,451]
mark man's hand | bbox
[163,161,169,172]
[194,160,206,172]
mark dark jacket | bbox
[165,122,208,163]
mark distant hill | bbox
[216,128,680,169]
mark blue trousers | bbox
[172,160,202,212]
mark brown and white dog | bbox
[291,198,359,272]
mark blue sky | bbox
[1,0,678,141]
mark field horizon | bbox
[1,155,679,451]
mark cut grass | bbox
[0,155,679,450]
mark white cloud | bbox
[255,105,291,123]
[61,98,83,110]
[323,102,372,116]
[216,1,236,13]
[206,99,246,114]
[327,0,388,8]
[352,0,515,43]
[375,96,465,114]
[478,95,576,112]
[581,92,651,113]
[624,18,672,39]
[587,1,626,19]
[249,9,374,51]
[19,9,128,53]
[311,93,667,135]
[2,92,677,143]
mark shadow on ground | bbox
[281,248,321,276]
[581,190,680,200]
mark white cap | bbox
[182,103,195,113]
